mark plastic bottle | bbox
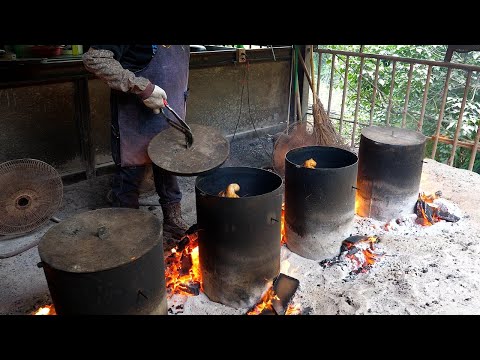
[72,45,83,56]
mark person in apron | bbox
[83,45,190,240]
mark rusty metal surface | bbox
[148,124,229,176]
[38,208,162,273]
[0,159,63,235]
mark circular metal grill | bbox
[0,159,63,235]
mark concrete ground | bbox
[3,133,480,316]
[0,134,275,315]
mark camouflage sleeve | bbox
[82,47,154,99]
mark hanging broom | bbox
[295,46,346,148]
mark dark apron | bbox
[117,45,190,167]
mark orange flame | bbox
[247,284,301,315]
[417,192,441,226]
[33,305,56,315]
[285,303,302,315]
[345,236,380,271]
[420,192,439,203]
[165,232,202,296]
[281,202,286,245]
[247,287,279,315]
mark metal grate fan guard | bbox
[0,159,63,235]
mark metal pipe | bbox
[369,58,380,126]
[402,63,414,128]
[386,61,397,125]
[352,57,365,146]
[327,54,336,115]
[468,123,480,171]
[431,68,452,159]
[418,65,432,132]
[315,48,480,73]
[339,56,350,133]
[317,52,322,96]
[449,70,472,166]
[286,46,294,133]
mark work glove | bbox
[143,85,167,114]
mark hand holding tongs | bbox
[155,99,193,148]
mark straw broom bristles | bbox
[299,46,346,148]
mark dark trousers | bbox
[110,96,182,209]
[111,163,182,209]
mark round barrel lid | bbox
[148,124,230,176]
[361,126,426,146]
[38,208,162,273]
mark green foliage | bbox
[316,45,480,172]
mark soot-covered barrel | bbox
[285,146,358,261]
[356,126,426,221]
[195,167,283,309]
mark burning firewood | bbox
[319,235,383,276]
[303,158,317,169]
[414,192,460,226]
[247,273,300,315]
[218,183,240,198]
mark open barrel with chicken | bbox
[195,167,283,309]
[285,146,358,261]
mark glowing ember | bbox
[247,273,301,316]
[415,191,459,226]
[33,305,56,315]
[285,303,302,315]
[343,236,382,274]
[247,287,278,315]
[164,232,202,297]
[320,235,383,275]
[281,202,286,245]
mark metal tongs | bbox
[161,99,194,148]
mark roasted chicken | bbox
[218,183,240,198]
[303,158,317,169]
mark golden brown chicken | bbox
[303,158,317,169]
[218,183,240,198]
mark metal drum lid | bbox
[38,208,162,273]
[361,126,426,146]
[148,124,230,176]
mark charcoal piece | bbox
[437,209,460,222]
[301,306,313,315]
[271,273,300,315]
[319,256,342,268]
[415,199,435,223]
[176,236,191,251]
[259,307,276,315]
[347,247,360,255]
[185,224,198,235]
[180,253,193,276]
[186,281,200,296]
[343,235,368,245]
[178,281,201,296]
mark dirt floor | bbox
[1,134,479,315]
